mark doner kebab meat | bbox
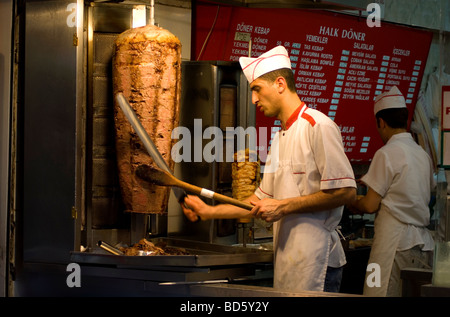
[232,149,260,201]
[120,239,189,256]
[113,25,181,214]
[232,149,272,233]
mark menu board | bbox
[193,3,433,163]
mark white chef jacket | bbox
[361,132,435,297]
[255,103,356,292]
[361,132,435,251]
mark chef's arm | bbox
[347,187,381,215]
[280,186,356,214]
[251,187,356,222]
[181,194,258,221]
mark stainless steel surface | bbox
[179,62,219,197]
[78,263,257,287]
[116,93,187,203]
[176,61,251,244]
[190,283,363,297]
[71,237,273,267]
[71,236,273,291]
[86,4,132,246]
[22,0,77,263]
[0,0,13,298]
[159,279,229,286]
[98,240,124,255]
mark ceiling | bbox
[202,0,370,10]
[91,0,371,12]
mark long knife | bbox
[115,93,187,204]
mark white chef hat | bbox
[239,46,291,83]
[374,86,406,115]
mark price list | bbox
[194,4,432,163]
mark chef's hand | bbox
[180,195,213,222]
[250,198,284,222]
[180,201,200,222]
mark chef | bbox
[181,46,357,293]
[348,86,435,296]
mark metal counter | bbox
[68,237,273,296]
[71,237,273,268]
[190,283,363,297]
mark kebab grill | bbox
[65,2,273,296]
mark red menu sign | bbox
[193,3,433,163]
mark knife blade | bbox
[115,93,187,204]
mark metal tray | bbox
[70,237,273,268]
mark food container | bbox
[432,241,450,287]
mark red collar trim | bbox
[284,103,305,130]
[301,109,316,127]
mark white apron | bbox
[363,209,404,297]
[271,145,332,292]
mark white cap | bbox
[373,86,406,115]
[239,46,291,83]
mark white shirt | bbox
[255,104,356,291]
[361,132,435,251]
